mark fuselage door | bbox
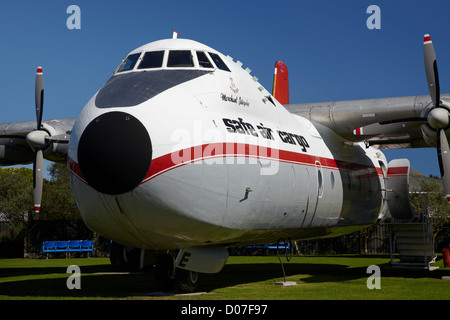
[378,160,389,219]
[301,161,321,227]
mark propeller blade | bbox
[35,67,44,130]
[33,66,45,213]
[437,129,450,203]
[33,149,44,214]
[423,34,440,108]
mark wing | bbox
[288,34,450,152]
[287,94,440,149]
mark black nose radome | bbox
[78,112,152,195]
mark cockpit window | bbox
[167,50,194,68]
[117,53,141,73]
[197,51,214,68]
[138,51,164,69]
[208,52,230,72]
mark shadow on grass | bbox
[1,264,115,278]
[0,264,153,298]
[1,258,449,298]
[199,262,356,292]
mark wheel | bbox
[175,268,198,293]
[154,254,174,291]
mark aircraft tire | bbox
[175,268,198,293]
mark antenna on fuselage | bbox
[172,30,183,39]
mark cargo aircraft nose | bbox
[77,111,152,195]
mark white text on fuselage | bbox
[222,117,310,152]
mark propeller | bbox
[26,67,47,214]
[423,34,450,203]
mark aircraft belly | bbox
[70,176,149,247]
[145,156,345,232]
[71,172,239,249]
[137,163,234,243]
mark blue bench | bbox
[43,240,94,258]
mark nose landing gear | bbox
[109,242,198,293]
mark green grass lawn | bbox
[1,255,449,300]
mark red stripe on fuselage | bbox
[142,142,380,183]
[68,143,383,187]
[68,158,87,183]
[142,142,331,182]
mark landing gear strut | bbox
[154,254,174,291]
[154,253,198,293]
[109,241,141,272]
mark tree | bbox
[410,179,450,243]
[0,163,81,227]
[40,162,80,220]
[0,167,35,257]
[0,168,34,237]
[0,163,87,257]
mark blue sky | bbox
[1,0,449,177]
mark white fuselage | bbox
[67,39,388,250]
